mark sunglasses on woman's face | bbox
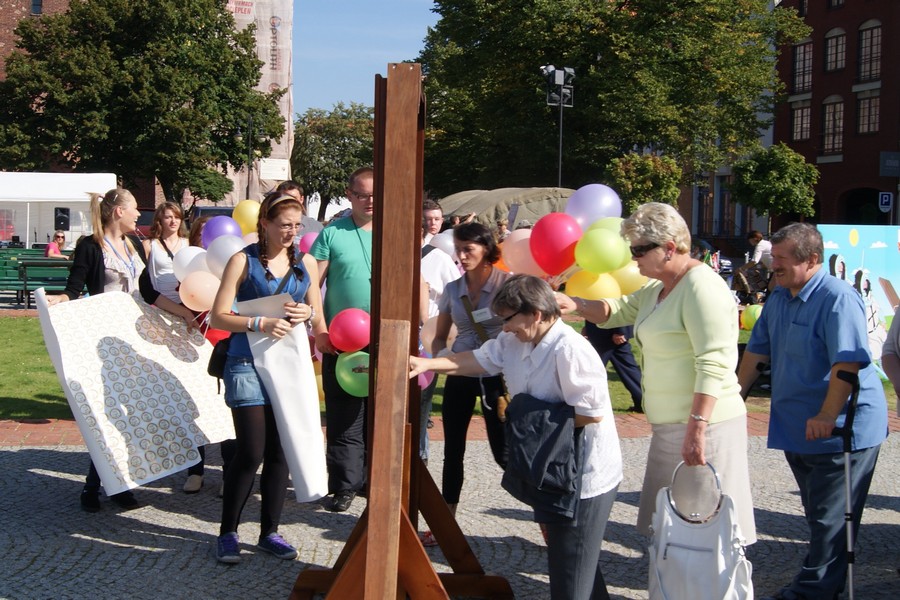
[629,243,659,258]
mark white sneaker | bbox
[183,474,203,494]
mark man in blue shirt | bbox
[738,223,888,600]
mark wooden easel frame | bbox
[290,63,513,599]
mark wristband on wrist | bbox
[577,297,586,313]
[689,413,708,423]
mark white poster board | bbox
[37,289,235,495]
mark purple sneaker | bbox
[257,532,298,560]
[216,532,241,564]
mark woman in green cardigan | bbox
[557,202,755,545]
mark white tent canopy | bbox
[0,172,116,248]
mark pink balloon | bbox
[298,232,318,253]
[564,184,622,231]
[529,213,582,276]
[418,370,435,389]
[501,229,547,277]
[178,271,221,312]
[201,216,243,249]
[329,308,371,352]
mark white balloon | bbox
[206,235,246,279]
[172,246,207,282]
[429,231,456,258]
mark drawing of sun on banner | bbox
[36,289,236,496]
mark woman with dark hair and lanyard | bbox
[48,189,195,512]
[209,192,326,564]
[431,222,509,522]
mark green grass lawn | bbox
[2,316,895,421]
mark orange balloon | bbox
[494,253,510,272]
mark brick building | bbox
[0,1,69,79]
[774,0,900,227]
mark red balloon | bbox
[329,308,371,352]
[529,213,582,275]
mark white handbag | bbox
[648,462,753,600]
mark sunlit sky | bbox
[292,1,439,114]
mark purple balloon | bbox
[201,216,243,249]
[564,184,622,231]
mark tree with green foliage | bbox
[290,103,374,222]
[0,0,284,204]
[606,152,681,215]
[730,143,818,218]
[418,0,808,196]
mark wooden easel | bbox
[289,64,513,599]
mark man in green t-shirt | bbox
[310,166,374,513]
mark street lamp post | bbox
[235,116,263,199]
[541,65,574,188]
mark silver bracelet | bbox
[689,413,708,423]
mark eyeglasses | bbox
[629,243,660,258]
[277,223,302,233]
[54,235,65,240]
[349,190,374,201]
[500,310,523,324]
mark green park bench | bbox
[18,258,73,309]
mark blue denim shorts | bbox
[223,356,270,409]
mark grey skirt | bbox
[637,414,756,545]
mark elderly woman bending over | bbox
[557,202,755,544]
[411,275,622,600]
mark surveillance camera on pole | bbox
[540,65,574,187]
[543,65,574,107]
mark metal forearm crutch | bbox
[832,370,860,600]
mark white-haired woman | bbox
[411,275,622,599]
[557,202,756,545]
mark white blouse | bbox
[473,319,623,499]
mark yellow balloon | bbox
[232,200,261,235]
[611,261,648,295]
[565,270,622,300]
[315,374,325,402]
[849,229,859,247]
[741,304,763,330]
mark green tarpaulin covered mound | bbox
[438,187,576,228]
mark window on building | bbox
[828,0,844,8]
[798,0,808,17]
[857,92,880,134]
[792,41,813,93]
[31,0,42,15]
[791,102,811,141]
[824,29,846,71]
[858,22,882,82]
[822,97,844,154]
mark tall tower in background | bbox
[226,0,294,202]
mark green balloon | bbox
[335,351,370,397]
[586,217,624,234]
[574,228,631,274]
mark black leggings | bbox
[219,405,289,538]
[440,374,508,504]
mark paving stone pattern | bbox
[1,435,898,599]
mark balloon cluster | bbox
[492,184,648,299]
[329,308,373,397]
[176,201,261,312]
